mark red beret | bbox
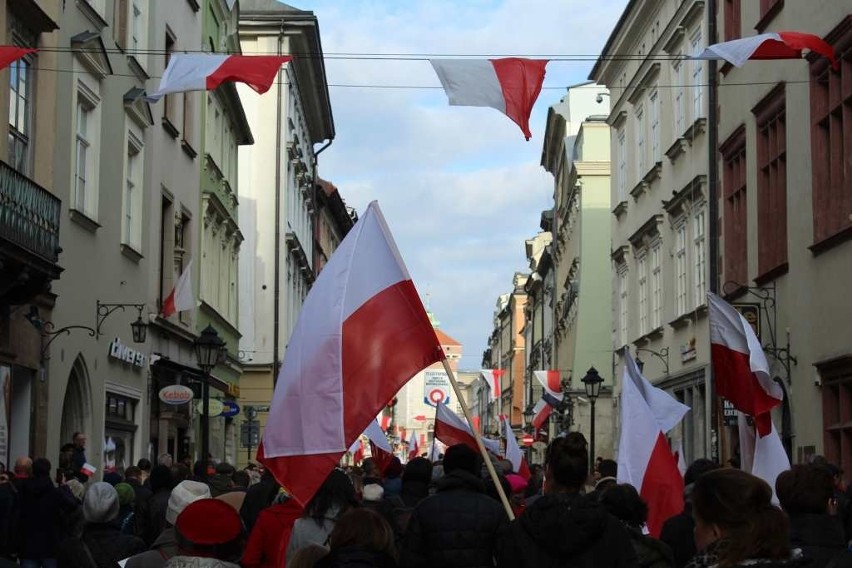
[175,498,244,560]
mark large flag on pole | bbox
[365,419,393,474]
[430,58,549,140]
[501,415,530,480]
[708,292,783,436]
[258,202,443,505]
[162,260,194,318]
[692,31,836,69]
[480,369,504,402]
[531,370,564,429]
[617,352,690,537]
[148,54,292,100]
[434,402,501,457]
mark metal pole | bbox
[706,0,720,462]
[589,399,596,474]
[201,377,210,477]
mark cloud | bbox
[294,0,627,367]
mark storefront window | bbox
[104,392,137,475]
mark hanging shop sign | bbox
[158,385,194,406]
[108,337,147,369]
[196,399,224,416]
[220,400,240,418]
[732,303,761,341]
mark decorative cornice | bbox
[71,31,112,79]
[628,214,664,248]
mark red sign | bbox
[522,435,534,447]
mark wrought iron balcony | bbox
[0,159,61,263]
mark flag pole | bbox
[441,358,515,520]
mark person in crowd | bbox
[589,459,618,499]
[505,473,528,518]
[170,464,190,485]
[524,464,544,502]
[244,464,261,486]
[58,481,146,568]
[136,459,152,487]
[103,470,123,486]
[776,465,852,568]
[124,480,211,568]
[289,544,329,568]
[114,482,137,535]
[124,466,152,539]
[383,458,403,498]
[143,465,176,545]
[285,469,359,563]
[660,458,719,568]
[401,444,508,568]
[190,461,208,483]
[164,499,245,568]
[158,454,174,469]
[0,462,18,561]
[13,456,33,492]
[56,445,75,476]
[17,457,79,568]
[687,468,801,568]
[497,433,637,568]
[242,490,304,568]
[399,458,432,508]
[316,508,398,568]
[209,463,235,497]
[70,433,88,483]
[600,484,674,568]
[58,478,86,540]
[216,469,250,514]
[240,469,280,534]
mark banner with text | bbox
[423,370,451,407]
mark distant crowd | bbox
[0,429,850,567]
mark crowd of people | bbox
[0,430,850,567]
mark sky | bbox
[292,0,629,368]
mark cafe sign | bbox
[159,385,194,406]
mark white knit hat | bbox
[166,480,211,525]
[362,483,384,502]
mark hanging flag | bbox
[257,202,443,506]
[365,419,393,474]
[148,54,292,100]
[430,58,549,140]
[408,430,420,460]
[379,415,391,432]
[530,370,565,430]
[692,31,837,69]
[617,352,690,537]
[162,260,194,318]
[0,47,35,71]
[501,415,531,480]
[480,369,504,402]
[708,292,783,436]
[349,438,364,465]
[737,411,789,503]
[434,402,502,457]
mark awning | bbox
[150,356,239,397]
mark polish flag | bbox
[430,58,549,140]
[0,47,35,71]
[379,414,391,432]
[257,202,443,506]
[148,54,292,100]
[162,261,194,318]
[480,369,504,402]
[708,292,783,436]
[501,415,531,480]
[348,438,364,465]
[365,419,393,474]
[737,412,790,503]
[408,430,420,460]
[531,370,565,430]
[692,31,836,69]
[617,352,690,537]
[434,402,502,457]
[81,463,97,478]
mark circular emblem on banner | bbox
[196,399,225,416]
[159,385,194,405]
[428,388,446,405]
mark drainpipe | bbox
[273,24,284,384]
[706,0,720,461]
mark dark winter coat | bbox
[0,482,17,557]
[17,476,79,559]
[659,509,695,568]
[58,522,147,568]
[127,478,152,539]
[242,499,303,568]
[625,525,674,568]
[685,540,812,568]
[315,546,398,568]
[240,474,279,534]
[400,469,509,568]
[125,527,180,568]
[789,514,852,568]
[144,489,172,545]
[496,492,639,568]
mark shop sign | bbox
[108,337,147,369]
[732,303,761,341]
[158,385,194,405]
[722,399,738,426]
[221,400,240,418]
[196,399,224,416]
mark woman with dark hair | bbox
[497,432,637,567]
[285,469,359,563]
[316,508,398,567]
[142,465,176,545]
[687,468,803,567]
[600,484,674,568]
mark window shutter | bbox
[115,0,128,50]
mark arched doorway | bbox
[60,356,92,454]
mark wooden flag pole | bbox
[441,358,515,520]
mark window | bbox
[753,85,787,278]
[691,30,705,120]
[636,105,645,176]
[675,223,688,316]
[8,51,32,175]
[159,195,174,306]
[124,145,136,243]
[104,393,137,475]
[650,89,661,163]
[123,133,143,249]
[693,207,706,308]
[638,253,648,336]
[674,61,685,136]
[819,360,852,472]
[182,93,195,151]
[724,0,741,41]
[164,30,177,128]
[650,241,662,329]
[809,18,852,247]
[73,81,100,220]
[721,126,747,286]
[618,266,628,347]
[617,130,626,202]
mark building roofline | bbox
[589,0,640,80]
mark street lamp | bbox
[194,324,227,475]
[581,367,604,473]
[522,405,534,433]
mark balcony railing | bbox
[0,160,61,263]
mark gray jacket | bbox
[125,527,180,568]
[285,511,339,563]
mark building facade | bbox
[716,2,852,469]
[591,0,713,464]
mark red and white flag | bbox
[434,402,501,457]
[501,415,531,480]
[148,54,292,100]
[348,438,364,465]
[379,415,391,432]
[617,352,690,537]
[81,463,97,478]
[531,370,564,429]
[258,202,443,505]
[692,31,836,69]
[408,430,420,460]
[365,419,393,474]
[162,260,194,318]
[0,47,35,71]
[430,58,549,140]
[708,292,783,436]
[480,369,504,402]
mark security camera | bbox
[595,94,604,104]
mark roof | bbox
[434,328,461,347]
[588,0,640,81]
[239,0,304,14]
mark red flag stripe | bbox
[490,58,549,141]
[205,55,292,94]
[639,433,684,538]
[711,344,781,434]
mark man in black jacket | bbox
[70,433,88,483]
[401,444,508,568]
